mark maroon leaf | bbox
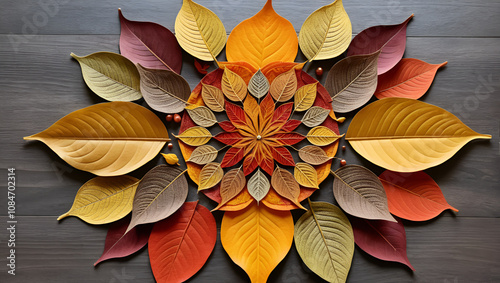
[221,147,245,168]
[271,147,295,166]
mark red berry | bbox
[174,113,182,123]
[167,143,173,150]
[315,67,323,76]
[342,145,346,151]
[340,159,347,167]
[166,114,173,122]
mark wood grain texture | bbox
[0,0,499,282]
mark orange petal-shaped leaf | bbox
[221,202,294,283]
[379,170,458,221]
[375,59,447,99]
[226,0,298,69]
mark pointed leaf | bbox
[379,170,458,221]
[271,167,306,209]
[149,202,217,283]
[299,0,352,61]
[375,59,448,99]
[265,102,294,134]
[175,0,226,61]
[294,163,319,189]
[214,168,246,210]
[270,68,298,102]
[248,69,270,99]
[127,165,188,233]
[350,216,414,270]
[23,102,169,176]
[272,132,306,146]
[294,82,318,112]
[186,106,217,127]
[119,9,182,73]
[243,152,259,176]
[226,0,298,69]
[325,52,379,113]
[58,176,139,224]
[218,120,237,132]
[221,202,294,282]
[71,52,141,102]
[175,126,212,146]
[137,64,190,113]
[271,146,295,167]
[214,132,248,146]
[281,119,301,132]
[187,145,218,165]
[194,59,209,75]
[348,14,413,74]
[247,169,270,203]
[301,106,330,127]
[307,126,343,146]
[298,145,333,165]
[346,98,491,172]
[295,201,354,283]
[221,68,248,102]
[225,101,253,133]
[333,165,396,222]
[201,83,225,112]
[199,162,224,191]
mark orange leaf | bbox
[243,94,260,133]
[221,202,294,283]
[226,0,298,69]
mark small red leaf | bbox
[194,59,210,75]
[243,153,259,176]
[271,147,295,166]
[350,216,415,271]
[266,102,293,133]
[149,201,217,283]
[214,132,247,145]
[281,119,301,132]
[221,147,245,168]
[219,120,237,132]
[226,101,250,129]
[271,132,305,145]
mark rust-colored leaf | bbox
[270,68,298,102]
[270,146,295,167]
[271,167,306,210]
[213,168,246,211]
[221,147,246,168]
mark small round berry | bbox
[166,114,173,122]
[340,159,347,167]
[167,143,173,150]
[342,145,346,151]
[315,67,323,76]
[174,113,182,123]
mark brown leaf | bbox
[199,162,224,191]
[187,145,218,165]
[221,68,247,102]
[213,168,246,211]
[201,83,225,112]
[271,167,306,210]
[301,106,330,127]
[298,145,333,165]
[270,68,297,102]
[186,106,218,127]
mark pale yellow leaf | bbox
[186,106,218,127]
[294,82,317,112]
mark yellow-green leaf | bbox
[198,162,223,191]
[71,52,141,101]
[175,126,212,146]
[201,83,225,112]
[294,163,319,189]
[307,126,344,146]
[299,0,352,61]
[294,82,317,112]
[175,0,226,61]
[57,176,139,224]
[346,98,492,172]
[186,106,218,127]
[221,68,247,102]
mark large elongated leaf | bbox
[126,165,188,233]
[346,98,491,172]
[307,126,343,146]
[174,126,212,146]
[71,52,141,102]
[299,0,352,61]
[149,202,217,283]
[198,162,224,191]
[175,0,226,61]
[137,64,190,114]
[247,169,270,203]
[58,176,139,224]
[118,9,182,73]
[325,52,379,113]
[294,201,354,283]
[375,58,447,99]
[379,170,458,221]
[226,0,298,69]
[221,202,294,283]
[24,102,170,176]
[270,68,297,102]
[271,167,306,210]
[248,69,270,99]
[187,145,218,165]
[301,106,330,127]
[333,165,396,222]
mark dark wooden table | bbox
[1,0,499,282]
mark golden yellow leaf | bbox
[221,202,294,283]
[174,126,212,146]
[294,163,319,189]
[161,153,179,165]
[24,102,169,176]
[198,162,223,191]
[346,98,491,172]
[307,126,344,146]
[175,0,226,61]
[58,176,139,224]
[294,82,318,112]
[269,68,297,102]
[221,68,248,102]
[299,0,352,61]
[201,83,225,112]
[226,0,298,69]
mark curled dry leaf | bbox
[149,202,217,283]
[221,202,294,283]
[333,165,396,222]
[24,102,169,176]
[174,126,212,146]
[175,0,226,61]
[325,51,380,113]
[301,106,330,127]
[194,59,210,75]
[346,98,491,172]
[119,9,182,73]
[379,170,458,221]
[213,168,246,211]
[221,68,248,102]
[127,165,188,233]
[248,69,270,99]
[187,145,218,165]
[161,153,179,165]
[294,201,354,283]
[137,64,190,114]
[294,163,319,189]
[270,68,297,102]
[186,106,218,127]
[247,169,270,203]
[201,83,225,112]
[71,52,141,102]
[375,58,448,99]
[299,0,352,61]
[58,176,139,224]
[298,145,333,165]
[307,126,344,146]
[198,162,224,191]
[294,82,318,112]
[271,167,306,210]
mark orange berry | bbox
[315,67,323,76]
[166,114,173,122]
[174,113,182,123]
[340,159,347,167]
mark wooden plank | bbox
[1,0,499,37]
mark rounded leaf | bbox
[271,167,305,210]
[247,169,270,203]
[270,68,297,102]
[201,83,225,112]
[294,163,319,189]
[186,106,217,127]
[187,145,218,165]
[301,106,330,127]
[213,168,246,211]
[198,162,223,191]
[294,82,318,112]
[221,68,248,102]
[307,126,343,146]
[298,145,333,165]
[248,69,270,99]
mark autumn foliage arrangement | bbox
[24,0,491,282]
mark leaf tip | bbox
[23,135,36,141]
[57,212,70,221]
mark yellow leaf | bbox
[269,68,298,102]
[294,163,319,189]
[307,126,344,146]
[201,83,225,112]
[175,0,226,61]
[221,202,294,283]
[57,176,139,224]
[161,153,179,165]
[24,102,169,176]
[299,0,352,61]
[346,98,491,172]
[294,82,318,112]
[226,0,298,69]
[174,126,212,146]
[198,162,223,191]
[221,68,248,102]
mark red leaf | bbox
[350,216,415,271]
[256,144,275,176]
[271,147,295,166]
[149,201,217,283]
[379,170,458,221]
[271,132,305,145]
[259,94,275,131]
[281,119,301,132]
[267,102,293,133]
[194,59,209,75]
[118,9,182,74]
[221,147,245,168]
[243,153,259,176]
[214,132,247,145]
[94,215,152,266]
[219,120,237,132]
[226,101,253,133]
